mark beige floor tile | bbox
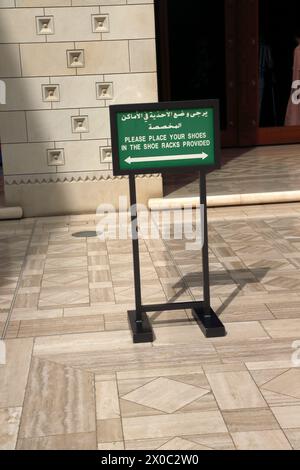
[34,330,150,356]
[123,411,227,441]
[158,437,211,451]
[223,408,279,433]
[232,430,292,450]
[167,373,211,390]
[153,325,208,346]
[187,433,235,450]
[18,287,41,295]
[17,432,96,450]
[14,293,39,309]
[47,244,87,256]
[27,246,48,256]
[0,276,18,289]
[211,321,270,343]
[155,266,181,278]
[104,313,128,331]
[118,378,155,397]
[117,365,204,381]
[98,442,125,451]
[125,438,170,450]
[18,315,104,338]
[90,287,115,304]
[154,322,268,348]
[44,256,87,271]
[266,301,300,319]
[217,339,294,365]
[151,310,191,328]
[88,255,109,267]
[4,321,20,339]
[111,265,158,283]
[206,372,266,410]
[42,271,88,288]
[39,287,89,308]
[0,311,9,322]
[177,393,219,413]
[11,308,63,321]
[271,406,300,429]
[64,304,132,317]
[97,419,123,443]
[19,357,95,439]
[262,369,300,399]
[250,369,290,387]
[285,429,300,450]
[203,364,247,374]
[0,408,22,450]
[261,319,300,339]
[96,381,120,420]
[120,399,163,419]
[220,304,274,323]
[246,360,299,371]
[261,389,300,407]
[0,338,33,408]
[89,270,111,283]
[114,284,166,305]
[123,377,209,414]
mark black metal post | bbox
[191,172,226,338]
[200,172,211,312]
[127,175,154,343]
[129,174,142,323]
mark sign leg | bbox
[192,172,226,338]
[128,175,154,343]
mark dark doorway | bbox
[155,0,300,148]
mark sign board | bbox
[110,100,221,176]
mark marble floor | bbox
[1,203,300,450]
[165,144,300,198]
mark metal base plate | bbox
[192,307,226,338]
[128,311,154,344]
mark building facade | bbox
[0,0,162,216]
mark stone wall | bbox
[0,0,162,216]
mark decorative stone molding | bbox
[42,84,60,102]
[66,50,85,68]
[91,14,110,33]
[96,82,113,100]
[4,171,161,186]
[36,16,54,36]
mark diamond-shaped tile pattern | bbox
[262,369,300,400]
[122,377,209,414]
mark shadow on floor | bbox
[150,268,270,324]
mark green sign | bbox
[110,100,221,176]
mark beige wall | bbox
[0,0,162,217]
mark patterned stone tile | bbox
[231,430,292,450]
[19,357,96,439]
[17,433,96,450]
[122,411,227,441]
[0,408,22,450]
[261,369,300,400]
[122,377,209,414]
[39,287,89,308]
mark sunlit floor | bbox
[1,203,300,450]
[165,144,300,198]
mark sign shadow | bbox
[150,268,270,325]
